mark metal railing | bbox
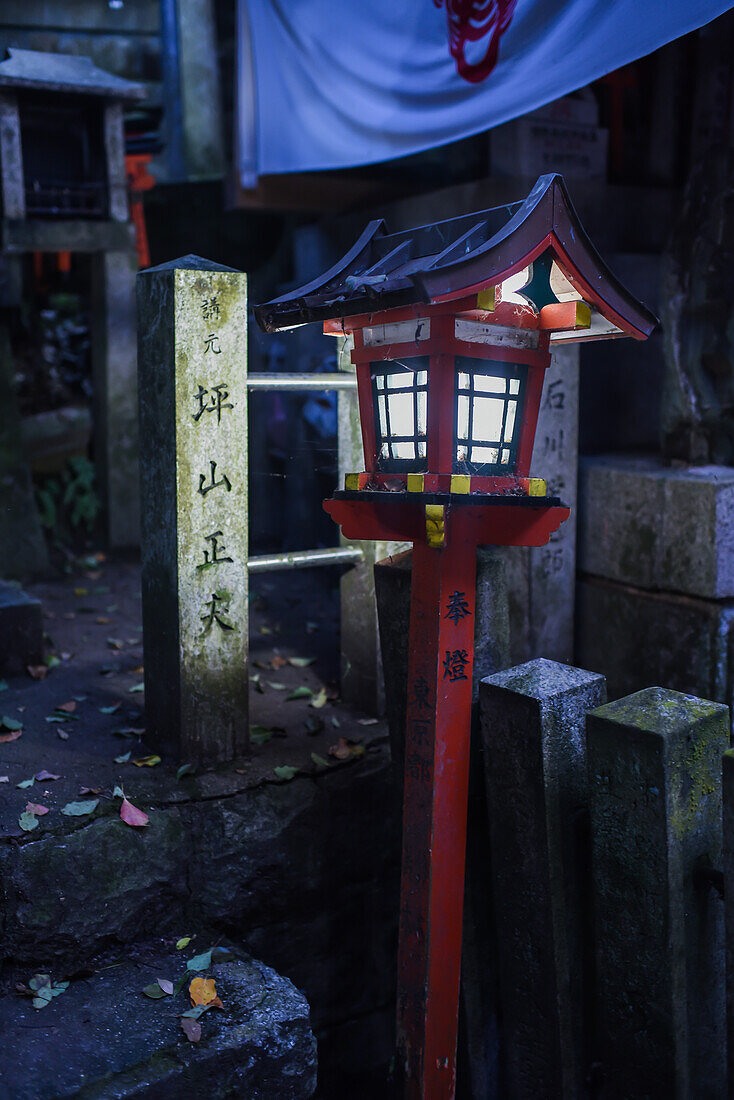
[245,372,363,574]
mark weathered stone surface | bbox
[479,658,606,1098]
[501,343,580,665]
[91,248,140,546]
[0,950,317,1099]
[575,576,734,706]
[0,582,42,671]
[578,454,734,598]
[723,750,734,1093]
[587,688,727,1098]
[137,257,248,766]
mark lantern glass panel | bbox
[454,357,526,475]
[371,357,428,471]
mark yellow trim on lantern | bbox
[528,478,547,497]
[344,473,360,491]
[476,287,496,312]
[425,505,445,549]
[574,301,592,328]
[450,474,471,495]
[407,473,425,493]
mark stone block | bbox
[587,688,727,1098]
[724,750,734,1093]
[137,256,249,766]
[0,583,42,671]
[479,658,606,1098]
[575,576,734,706]
[578,454,734,598]
[0,950,317,1099]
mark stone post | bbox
[479,658,606,1098]
[337,336,407,712]
[91,249,140,546]
[723,749,734,1094]
[137,256,249,766]
[588,688,727,1098]
[502,343,579,664]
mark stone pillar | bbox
[588,687,727,1098]
[91,249,140,547]
[0,93,25,219]
[724,749,734,1095]
[502,343,579,665]
[337,340,407,713]
[479,658,606,1098]
[137,256,249,766]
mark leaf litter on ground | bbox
[61,800,98,817]
[274,765,298,781]
[286,686,312,702]
[120,797,148,827]
[29,974,69,1010]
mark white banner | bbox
[237,0,733,185]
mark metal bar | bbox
[247,373,357,391]
[247,546,363,573]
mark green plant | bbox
[35,456,99,539]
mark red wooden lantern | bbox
[256,174,656,1100]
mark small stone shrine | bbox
[0,47,145,546]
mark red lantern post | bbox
[256,174,656,1099]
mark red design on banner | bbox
[435,0,517,84]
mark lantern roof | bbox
[0,48,146,101]
[255,174,657,343]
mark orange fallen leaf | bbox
[56,701,77,714]
[268,655,288,670]
[329,737,352,760]
[25,803,49,816]
[120,798,149,827]
[27,665,48,681]
[189,977,223,1009]
[0,729,22,743]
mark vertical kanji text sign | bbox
[175,266,248,761]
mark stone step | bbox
[0,947,317,1099]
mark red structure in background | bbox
[125,153,156,269]
[257,174,656,1099]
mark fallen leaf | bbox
[128,683,144,694]
[286,686,313,702]
[176,937,191,950]
[120,798,148,827]
[113,785,125,798]
[0,728,22,743]
[0,679,7,692]
[114,751,131,764]
[61,800,99,817]
[95,617,111,625]
[309,688,328,709]
[330,716,341,728]
[274,765,298,781]
[157,979,174,996]
[176,763,196,780]
[73,695,87,703]
[358,717,378,726]
[259,626,272,635]
[46,655,61,669]
[181,1004,210,1019]
[27,665,48,681]
[107,638,124,650]
[19,812,39,832]
[35,771,60,781]
[351,743,366,758]
[45,716,68,724]
[74,587,88,597]
[186,949,212,972]
[57,730,69,741]
[0,776,8,782]
[250,729,272,746]
[288,656,316,668]
[17,777,35,789]
[311,753,330,768]
[1,716,23,731]
[268,681,287,691]
[133,755,161,767]
[113,727,146,739]
[268,655,288,670]
[142,982,166,999]
[189,976,222,1008]
[60,654,72,662]
[180,1016,201,1042]
[329,738,352,761]
[99,703,121,714]
[132,666,144,674]
[79,786,102,796]
[25,803,49,816]
[30,974,68,1009]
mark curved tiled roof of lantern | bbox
[255,174,658,341]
